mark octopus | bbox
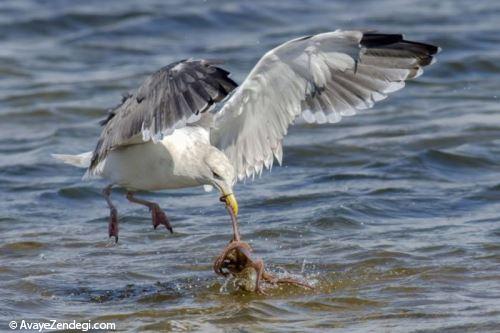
[213,197,313,293]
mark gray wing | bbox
[88,59,237,176]
[210,30,439,181]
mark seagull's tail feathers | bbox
[52,151,92,168]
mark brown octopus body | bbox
[213,198,313,293]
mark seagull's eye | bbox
[212,171,222,179]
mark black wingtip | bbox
[401,39,440,55]
[360,32,440,69]
[361,32,440,55]
[360,33,404,47]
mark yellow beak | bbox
[222,193,239,216]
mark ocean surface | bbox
[1,0,500,332]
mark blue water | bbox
[1,0,500,332]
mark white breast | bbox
[101,126,211,191]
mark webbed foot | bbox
[150,204,173,233]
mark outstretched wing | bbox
[210,30,439,181]
[88,59,237,176]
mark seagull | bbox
[53,30,438,251]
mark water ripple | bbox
[1,0,499,331]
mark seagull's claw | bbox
[151,204,173,233]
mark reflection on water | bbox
[1,0,500,331]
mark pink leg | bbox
[102,185,119,242]
[126,192,173,233]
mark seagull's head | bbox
[204,148,238,216]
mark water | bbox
[1,0,499,331]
